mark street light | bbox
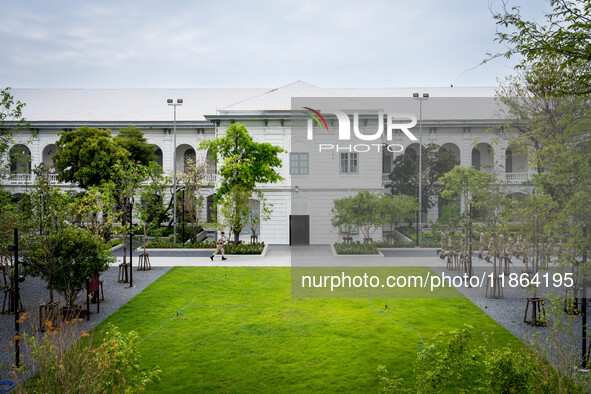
[413,92,429,247]
[167,98,183,244]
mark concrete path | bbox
[115,245,528,270]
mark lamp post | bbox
[167,98,183,244]
[128,203,134,289]
[413,92,429,247]
[8,228,28,369]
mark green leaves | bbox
[331,191,417,241]
[0,87,30,160]
[113,126,157,166]
[54,127,129,188]
[491,0,591,95]
[388,143,458,213]
[199,123,285,200]
[199,123,284,243]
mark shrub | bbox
[18,322,160,393]
[377,325,587,393]
[143,239,265,254]
[29,227,114,306]
[334,242,379,255]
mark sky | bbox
[0,0,548,89]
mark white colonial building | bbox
[4,81,531,245]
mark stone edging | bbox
[111,243,124,252]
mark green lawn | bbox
[100,267,524,392]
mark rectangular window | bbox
[290,153,309,175]
[340,153,358,174]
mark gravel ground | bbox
[432,263,591,376]
[0,264,170,384]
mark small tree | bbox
[26,166,69,303]
[178,156,208,241]
[139,162,172,230]
[331,197,356,241]
[347,191,388,245]
[199,123,284,244]
[38,227,113,307]
[104,161,148,264]
[217,186,252,243]
[382,194,419,236]
[243,195,272,243]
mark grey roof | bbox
[10,82,499,123]
[11,88,266,123]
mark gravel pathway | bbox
[0,264,170,383]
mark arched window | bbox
[9,144,31,173]
[184,148,196,170]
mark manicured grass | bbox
[100,267,524,392]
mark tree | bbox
[440,166,498,277]
[199,123,285,198]
[496,67,586,175]
[54,127,128,188]
[243,197,271,243]
[388,143,458,214]
[0,87,30,169]
[25,165,69,303]
[138,162,172,230]
[113,126,157,166]
[103,161,148,264]
[339,191,389,245]
[440,166,496,220]
[38,227,113,307]
[331,197,356,241]
[217,186,252,242]
[489,0,591,95]
[177,156,208,241]
[199,123,285,243]
[381,194,418,234]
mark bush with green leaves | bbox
[143,238,265,254]
[334,242,379,255]
[29,227,114,306]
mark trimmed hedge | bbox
[143,239,265,254]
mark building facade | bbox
[4,81,532,244]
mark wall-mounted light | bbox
[294,186,299,193]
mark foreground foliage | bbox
[16,322,159,393]
[378,325,587,393]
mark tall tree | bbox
[199,123,284,243]
[489,0,591,95]
[113,126,157,166]
[54,127,128,188]
[199,123,285,199]
[388,143,458,214]
[1,87,31,181]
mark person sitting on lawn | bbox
[210,231,228,261]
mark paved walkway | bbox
[115,245,528,270]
